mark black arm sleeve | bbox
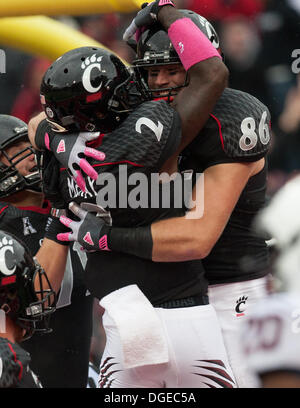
[35,119,52,150]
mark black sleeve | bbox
[35,119,52,150]
[98,100,182,172]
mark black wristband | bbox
[109,225,153,260]
[44,216,70,246]
[35,119,51,150]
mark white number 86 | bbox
[239,111,270,151]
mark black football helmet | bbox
[40,46,148,134]
[0,115,42,198]
[132,10,221,99]
[0,230,56,341]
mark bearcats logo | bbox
[0,237,16,276]
[235,296,248,317]
[81,54,104,93]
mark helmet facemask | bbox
[0,136,42,198]
[133,11,221,102]
[16,259,56,340]
[0,256,56,342]
[134,59,189,102]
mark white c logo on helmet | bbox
[81,54,103,93]
[0,237,16,276]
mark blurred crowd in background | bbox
[0,0,300,368]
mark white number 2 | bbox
[239,111,270,151]
[136,117,164,142]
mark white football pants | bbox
[208,275,271,388]
[98,304,236,388]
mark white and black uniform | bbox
[240,292,300,384]
[38,99,236,388]
[179,88,272,387]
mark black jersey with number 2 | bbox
[38,100,208,304]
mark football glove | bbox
[57,202,111,251]
[43,131,105,192]
[123,0,175,41]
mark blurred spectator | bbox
[10,57,51,123]
[80,14,120,47]
[186,0,263,22]
[256,0,300,119]
[268,74,300,175]
[219,17,268,105]
[175,0,189,8]
[278,74,300,134]
[110,39,136,63]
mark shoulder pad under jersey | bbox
[210,88,271,159]
[99,100,181,171]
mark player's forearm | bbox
[159,6,228,152]
[35,238,68,294]
[157,5,188,30]
[174,60,228,153]
[151,216,209,261]
[108,216,209,262]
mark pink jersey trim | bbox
[209,113,225,151]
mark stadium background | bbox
[0,0,299,371]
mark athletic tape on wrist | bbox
[168,18,221,71]
[109,226,153,260]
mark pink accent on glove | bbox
[44,133,50,150]
[83,232,94,246]
[75,169,86,193]
[135,26,147,42]
[168,18,221,71]
[84,147,105,161]
[79,158,98,181]
[56,139,66,153]
[57,232,72,241]
[59,215,73,228]
[99,235,110,251]
[158,0,174,6]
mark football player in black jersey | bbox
[28,3,238,388]
[0,115,93,387]
[55,9,273,387]
[0,229,56,388]
[88,10,270,387]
